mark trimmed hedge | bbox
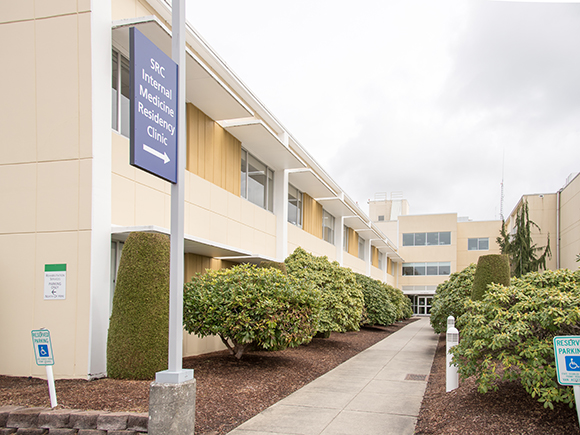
[285,247,364,335]
[451,269,580,410]
[107,232,170,380]
[430,264,476,334]
[471,254,510,301]
[183,263,321,359]
[356,273,397,326]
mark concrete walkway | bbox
[227,317,438,435]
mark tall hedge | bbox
[183,263,321,359]
[356,273,397,326]
[107,232,170,379]
[285,247,364,335]
[430,264,476,333]
[471,254,510,301]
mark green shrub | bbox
[107,232,170,380]
[355,273,397,326]
[430,264,476,333]
[471,254,510,301]
[451,269,580,409]
[259,260,287,275]
[386,284,413,321]
[285,247,364,335]
[183,263,321,359]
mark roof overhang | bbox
[219,118,305,171]
[111,225,253,259]
[111,16,254,122]
[289,169,336,199]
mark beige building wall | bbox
[457,220,502,271]
[0,2,112,378]
[560,174,580,270]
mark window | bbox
[468,237,489,251]
[322,210,335,244]
[378,215,385,221]
[288,184,302,227]
[402,232,451,246]
[358,235,365,260]
[343,225,349,252]
[402,262,451,276]
[112,49,130,137]
[240,149,274,212]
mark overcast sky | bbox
[186,0,580,221]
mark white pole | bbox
[446,316,459,392]
[574,385,580,428]
[155,0,193,384]
[45,366,58,408]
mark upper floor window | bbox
[358,235,365,260]
[378,215,385,221]
[403,231,451,246]
[402,262,450,276]
[343,225,349,252]
[241,149,273,212]
[322,210,335,244]
[112,49,130,138]
[468,237,489,251]
[288,184,302,227]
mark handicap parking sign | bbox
[554,336,580,385]
[566,356,580,372]
[31,329,54,366]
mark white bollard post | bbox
[446,316,459,392]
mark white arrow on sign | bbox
[143,144,170,164]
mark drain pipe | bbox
[557,189,562,269]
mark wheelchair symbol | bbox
[565,356,580,371]
[38,344,49,357]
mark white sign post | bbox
[553,336,580,427]
[31,329,57,408]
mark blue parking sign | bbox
[31,329,54,366]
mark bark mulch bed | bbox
[415,332,580,435]
[0,318,415,435]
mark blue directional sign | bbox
[130,27,178,183]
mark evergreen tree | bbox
[496,199,551,278]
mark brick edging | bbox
[0,406,148,434]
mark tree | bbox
[496,199,551,278]
[470,254,510,301]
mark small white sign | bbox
[44,264,66,300]
[554,336,580,385]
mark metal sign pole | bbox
[154,0,193,384]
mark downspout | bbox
[557,188,562,269]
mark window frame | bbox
[111,48,130,138]
[322,209,335,245]
[288,184,303,227]
[403,231,451,246]
[402,262,451,276]
[240,148,274,212]
[468,237,489,251]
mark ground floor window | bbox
[408,295,433,315]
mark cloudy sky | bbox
[186,0,580,221]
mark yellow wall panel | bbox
[371,246,379,267]
[347,227,358,257]
[186,104,241,196]
[303,194,323,239]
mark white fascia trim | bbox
[111,16,254,120]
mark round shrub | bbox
[285,247,364,335]
[183,263,321,359]
[430,264,476,333]
[107,232,170,380]
[471,254,510,301]
[451,269,580,410]
[386,284,413,321]
[355,273,397,326]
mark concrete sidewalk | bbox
[227,317,438,435]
